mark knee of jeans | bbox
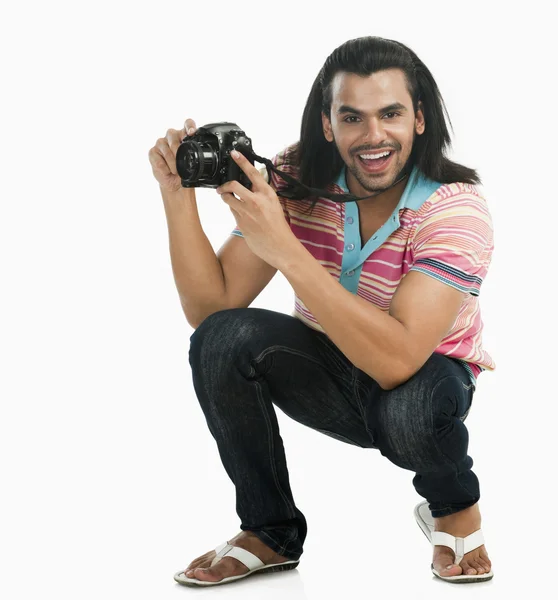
[430,375,465,421]
[188,308,262,364]
[375,385,441,468]
[377,376,468,470]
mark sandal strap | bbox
[210,542,265,570]
[431,529,485,563]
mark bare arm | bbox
[161,186,228,326]
[162,187,278,327]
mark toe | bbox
[193,567,221,582]
[433,552,462,576]
[478,557,491,572]
[186,552,215,573]
[184,563,198,575]
[193,557,249,583]
[460,560,477,575]
[471,559,486,574]
[441,564,462,577]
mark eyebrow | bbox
[337,102,408,116]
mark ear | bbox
[415,101,425,135]
[321,111,334,142]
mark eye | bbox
[343,116,361,123]
[383,112,400,119]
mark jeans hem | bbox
[250,530,302,562]
[429,498,480,518]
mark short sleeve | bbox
[230,147,293,238]
[409,193,494,296]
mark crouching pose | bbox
[149,35,495,587]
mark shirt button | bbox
[346,243,355,251]
[347,270,354,276]
[347,217,354,224]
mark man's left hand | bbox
[216,150,298,270]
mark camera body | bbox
[176,122,254,189]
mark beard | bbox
[349,158,400,192]
[334,130,416,195]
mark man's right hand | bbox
[148,118,197,193]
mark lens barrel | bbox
[176,140,219,183]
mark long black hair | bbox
[288,36,481,213]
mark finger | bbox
[220,191,244,204]
[155,138,178,176]
[166,128,182,157]
[148,146,171,177]
[217,180,256,202]
[257,165,269,183]
[180,118,197,139]
[230,150,263,186]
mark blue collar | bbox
[334,164,441,212]
[334,164,443,292]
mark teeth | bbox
[360,151,391,160]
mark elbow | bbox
[187,318,200,330]
[185,309,206,330]
[182,305,202,330]
[185,308,226,330]
[378,377,403,391]
[182,307,198,330]
[379,374,409,391]
[363,362,413,392]
[381,362,422,391]
[181,302,209,330]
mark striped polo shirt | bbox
[231,145,495,388]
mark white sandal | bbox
[174,540,300,587]
[414,501,494,583]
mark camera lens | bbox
[176,140,219,183]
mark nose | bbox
[363,118,387,145]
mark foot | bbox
[182,531,291,583]
[432,502,492,577]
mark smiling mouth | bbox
[356,150,395,172]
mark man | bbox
[150,36,495,586]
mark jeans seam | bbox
[253,379,297,520]
[252,344,353,386]
[353,379,366,416]
[315,334,353,375]
[355,378,382,448]
[315,427,365,448]
[353,382,375,439]
[253,345,324,369]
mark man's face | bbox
[322,68,425,195]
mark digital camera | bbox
[176,122,255,189]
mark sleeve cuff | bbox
[410,258,483,296]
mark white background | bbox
[1,1,556,598]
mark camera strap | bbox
[246,149,409,204]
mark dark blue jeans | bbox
[188,308,478,561]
